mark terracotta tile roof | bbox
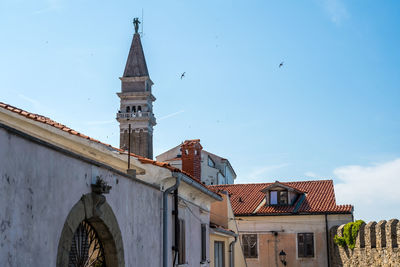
[164,157,182,162]
[0,101,208,189]
[210,180,353,216]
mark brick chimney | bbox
[181,139,203,181]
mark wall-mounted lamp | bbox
[279,250,287,266]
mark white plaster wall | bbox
[0,127,163,267]
[178,199,210,267]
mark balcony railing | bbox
[116,112,151,119]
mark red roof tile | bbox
[0,101,210,190]
[210,180,352,216]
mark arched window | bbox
[68,220,105,266]
[126,106,130,113]
[138,106,142,112]
[132,106,136,113]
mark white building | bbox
[156,139,237,185]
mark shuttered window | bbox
[298,233,314,257]
[242,234,258,258]
[214,241,225,267]
[201,224,207,263]
[178,219,186,264]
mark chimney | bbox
[181,139,203,181]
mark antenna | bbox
[140,8,144,37]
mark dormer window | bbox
[262,181,303,207]
[208,156,215,168]
[270,190,288,205]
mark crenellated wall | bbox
[329,219,400,266]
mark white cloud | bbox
[18,94,54,116]
[248,163,289,180]
[18,94,41,108]
[33,0,63,14]
[334,158,400,221]
[305,171,318,178]
[158,110,185,121]
[317,0,349,24]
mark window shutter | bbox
[178,219,186,264]
[305,233,314,257]
[298,233,305,257]
[201,224,206,262]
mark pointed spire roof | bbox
[123,33,149,77]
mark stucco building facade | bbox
[0,101,223,267]
[212,181,353,267]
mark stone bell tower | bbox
[116,18,156,159]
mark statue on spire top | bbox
[133,18,140,34]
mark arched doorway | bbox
[56,193,125,267]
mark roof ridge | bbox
[209,179,333,187]
[0,101,207,187]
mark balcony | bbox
[116,112,151,119]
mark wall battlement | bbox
[329,219,400,266]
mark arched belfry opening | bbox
[56,190,124,267]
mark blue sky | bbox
[1,0,399,222]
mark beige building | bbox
[211,181,353,267]
[209,191,247,267]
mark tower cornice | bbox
[116,92,156,101]
[119,76,153,85]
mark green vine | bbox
[334,220,365,249]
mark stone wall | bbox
[330,219,400,266]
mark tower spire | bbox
[123,18,148,78]
[116,19,156,159]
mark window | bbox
[126,106,130,113]
[270,190,288,205]
[279,191,288,205]
[208,156,215,168]
[214,241,225,267]
[178,219,186,264]
[201,224,207,263]
[132,106,136,113]
[298,233,314,258]
[270,191,278,205]
[242,234,257,258]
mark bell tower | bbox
[116,18,156,159]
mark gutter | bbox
[229,236,238,267]
[163,174,181,267]
[236,211,353,217]
[174,172,222,201]
[211,227,238,238]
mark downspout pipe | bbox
[325,214,330,267]
[229,235,238,267]
[163,174,181,267]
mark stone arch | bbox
[56,193,125,267]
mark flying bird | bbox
[180,72,186,79]
[279,62,284,68]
